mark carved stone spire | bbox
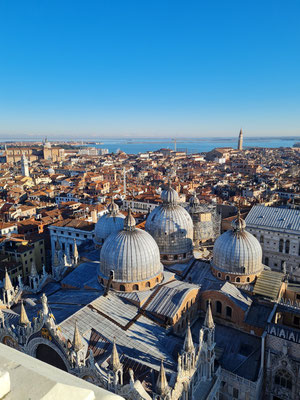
[53,250,60,267]
[73,239,79,262]
[73,321,83,352]
[19,301,30,326]
[124,208,136,231]
[204,299,215,330]
[156,359,169,396]
[4,268,13,290]
[183,320,194,353]
[110,338,121,371]
[30,260,38,276]
[55,240,61,251]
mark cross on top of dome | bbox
[231,209,246,232]
[124,208,136,231]
[107,197,119,215]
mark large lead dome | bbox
[145,183,193,264]
[94,199,125,248]
[98,209,163,292]
[212,213,263,283]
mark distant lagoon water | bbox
[91,137,299,155]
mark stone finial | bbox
[4,269,13,291]
[183,320,194,353]
[124,208,136,231]
[53,250,60,267]
[156,359,169,395]
[19,301,30,326]
[73,321,83,353]
[55,240,61,251]
[107,197,119,215]
[110,338,121,371]
[30,260,38,277]
[204,300,215,330]
[73,239,79,260]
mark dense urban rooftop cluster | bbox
[0,136,300,400]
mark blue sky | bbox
[0,0,299,138]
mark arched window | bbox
[146,281,151,288]
[174,255,178,260]
[216,301,222,314]
[133,284,139,291]
[225,275,230,281]
[226,306,232,318]
[279,239,284,253]
[260,235,264,244]
[120,285,125,292]
[285,240,290,254]
[246,277,250,282]
[217,272,221,278]
[265,257,269,266]
[236,277,240,283]
[156,277,159,283]
[163,255,168,260]
[274,369,292,390]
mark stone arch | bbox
[26,337,70,372]
[236,277,240,283]
[119,284,125,291]
[133,284,139,291]
[146,281,151,288]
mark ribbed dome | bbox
[94,200,125,246]
[99,211,163,283]
[145,185,193,258]
[212,215,263,275]
[161,183,179,205]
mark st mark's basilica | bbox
[1,184,300,400]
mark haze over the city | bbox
[0,0,299,138]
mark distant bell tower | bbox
[238,128,243,150]
[21,153,29,177]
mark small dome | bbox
[188,195,201,214]
[146,184,193,262]
[123,208,136,230]
[99,210,163,289]
[107,199,119,215]
[161,183,179,205]
[47,167,55,175]
[212,215,263,276]
[94,200,125,247]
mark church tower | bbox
[238,128,243,151]
[21,153,29,177]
